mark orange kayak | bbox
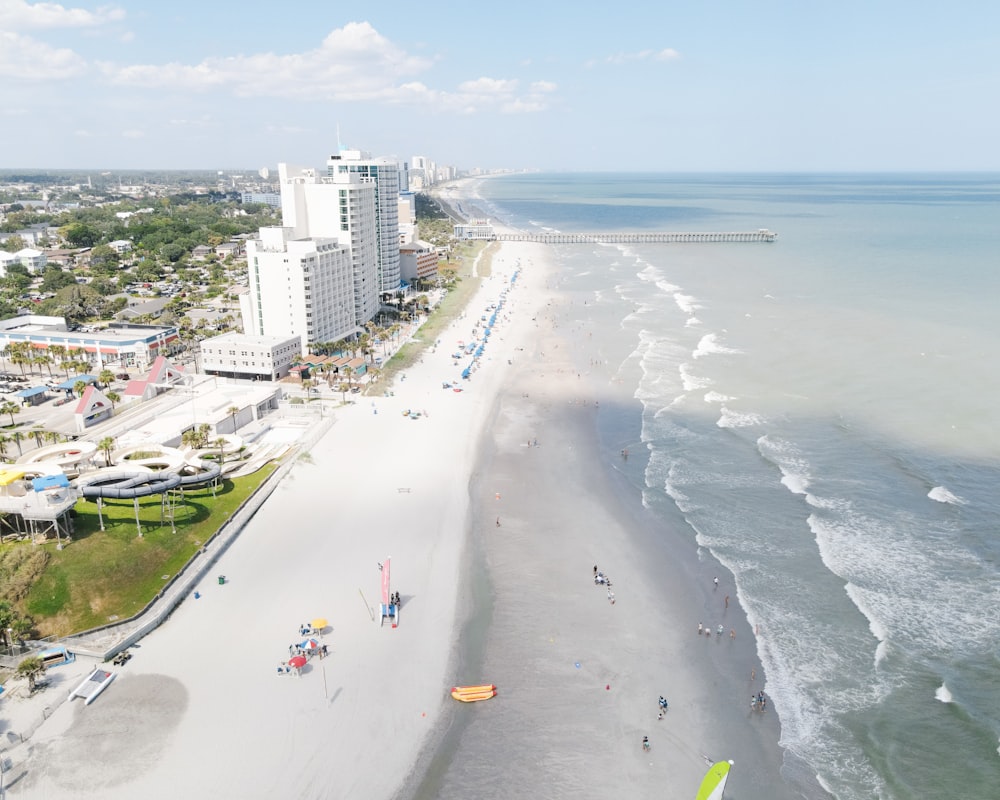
[450,684,497,702]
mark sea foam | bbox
[935,683,953,703]
[928,486,966,505]
[693,332,742,359]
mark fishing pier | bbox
[454,223,777,244]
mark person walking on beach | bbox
[496,517,501,527]
[725,594,729,608]
[713,576,719,590]
[698,622,703,635]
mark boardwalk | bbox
[493,229,777,244]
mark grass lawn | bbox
[22,464,277,637]
[376,242,493,385]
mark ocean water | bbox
[467,173,1000,800]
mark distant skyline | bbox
[1,0,999,172]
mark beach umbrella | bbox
[311,617,328,631]
[299,638,320,651]
[288,655,307,669]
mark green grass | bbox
[22,464,276,637]
[375,243,491,388]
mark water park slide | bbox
[76,459,222,500]
[451,684,497,702]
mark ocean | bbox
[462,173,1000,800]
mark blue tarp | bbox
[32,474,70,491]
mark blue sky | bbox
[1,0,998,172]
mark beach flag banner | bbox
[381,557,391,607]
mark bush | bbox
[0,545,51,603]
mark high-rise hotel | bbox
[242,149,403,353]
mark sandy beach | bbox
[4,223,798,799]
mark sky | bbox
[1,0,999,172]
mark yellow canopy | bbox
[311,617,328,630]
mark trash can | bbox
[218,575,226,585]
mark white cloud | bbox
[100,21,553,114]
[457,77,519,95]
[121,128,143,139]
[104,21,433,100]
[587,48,681,67]
[0,30,86,78]
[0,0,125,30]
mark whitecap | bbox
[679,364,711,391]
[935,683,953,703]
[685,316,702,327]
[928,486,966,505]
[674,293,700,314]
[703,391,733,404]
[693,333,742,360]
[717,407,766,428]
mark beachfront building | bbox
[200,332,301,381]
[454,220,495,240]
[243,227,356,353]
[326,149,402,295]
[276,161,381,327]
[0,315,179,371]
[398,193,417,245]
[399,241,440,285]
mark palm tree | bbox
[30,427,45,448]
[43,430,61,445]
[16,655,45,692]
[99,369,115,388]
[0,399,20,427]
[227,405,239,433]
[213,436,227,464]
[106,390,121,409]
[337,381,350,404]
[11,431,23,456]
[33,353,51,376]
[73,380,88,397]
[343,366,354,392]
[49,344,66,373]
[0,433,9,458]
[98,436,115,466]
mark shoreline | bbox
[394,185,807,798]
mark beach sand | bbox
[5,234,798,799]
[398,244,799,799]
[5,242,544,799]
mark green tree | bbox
[106,390,121,409]
[0,600,16,647]
[1,234,27,252]
[227,405,239,433]
[60,222,100,247]
[40,266,77,293]
[0,398,20,426]
[99,369,115,387]
[88,243,120,272]
[16,655,46,692]
[98,436,115,466]
[73,380,88,397]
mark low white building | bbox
[108,239,133,255]
[453,220,495,240]
[16,248,48,272]
[200,332,301,381]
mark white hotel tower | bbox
[326,148,401,295]
[242,162,380,352]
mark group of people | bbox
[657,695,669,720]
[592,565,615,605]
[751,691,767,712]
[390,591,401,607]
